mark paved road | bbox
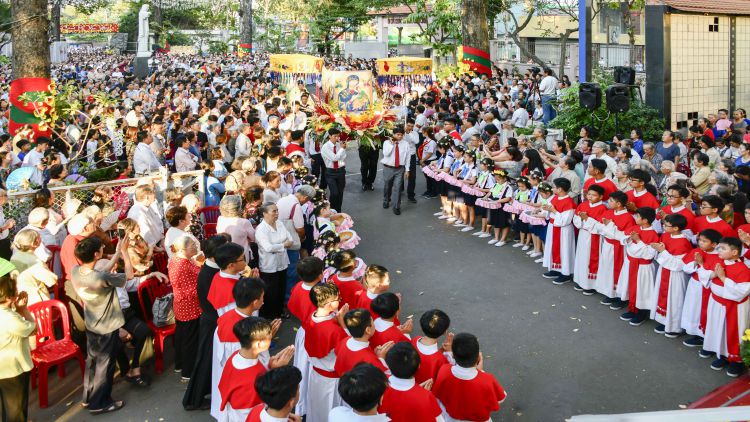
[32,150,729,421]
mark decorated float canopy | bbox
[269,54,324,87]
[376,56,432,91]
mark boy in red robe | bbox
[595,191,636,307]
[218,317,294,422]
[329,363,389,421]
[649,214,694,336]
[335,308,391,376]
[657,184,696,235]
[617,207,659,325]
[379,342,443,422]
[703,237,750,377]
[572,185,607,295]
[433,333,507,421]
[245,366,303,422]
[287,257,324,418]
[411,309,454,384]
[305,283,348,422]
[355,265,392,316]
[681,229,722,352]
[328,250,364,309]
[624,169,660,211]
[208,242,254,317]
[541,178,577,285]
[582,158,617,201]
[692,195,738,239]
[369,292,412,349]
[211,278,278,419]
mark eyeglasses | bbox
[667,194,681,199]
[699,205,714,209]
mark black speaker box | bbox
[579,82,602,110]
[614,66,636,85]
[606,84,630,113]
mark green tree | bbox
[254,16,300,53]
[306,0,397,56]
[404,0,461,58]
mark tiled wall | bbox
[670,15,729,130]
[736,18,750,112]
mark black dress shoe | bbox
[393,208,401,215]
[408,198,417,204]
[362,184,368,191]
[383,202,390,209]
[368,185,376,191]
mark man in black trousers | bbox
[358,141,379,191]
[321,128,347,211]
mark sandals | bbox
[125,374,150,387]
[90,400,125,415]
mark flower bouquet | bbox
[308,99,397,151]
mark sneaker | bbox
[461,227,474,232]
[438,215,450,220]
[582,289,597,296]
[446,217,457,223]
[683,336,704,348]
[629,314,647,326]
[600,297,614,306]
[522,245,531,251]
[534,258,544,263]
[727,362,745,377]
[698,349,714,359]
[479,233,492,238]
[472,231,484,236]
[542,271,562,279]
[664,331,682,338]
[711,357,729,371]
[572,283,583,291]
[609,299,626,310]
[453,222,465,227]
[433,211,444,216]
[512,242,524,248]
[620,311,636,321]
[653,324,665,334]
[494,241,507,247]
[488,239,499,245]
[552,276,572,285]
[180,377,190,383]
[530,252,543,258]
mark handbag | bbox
[152,292,175,327]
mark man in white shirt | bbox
[539,68,559,125]
[461,117,480,143]
[401,119,420,203]
[235,124,253,159]
[381,126,412,216]
[174,136,198,172]
[133,133,162,175]
[21,137,48,187]
[510,102,529,128]
[127,185,164,248]
[320,128,347,212]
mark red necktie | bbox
[315,139,320,153]
[394,142,400,167]
[333,144,339,169]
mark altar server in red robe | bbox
[245,366,302,422]
[379,342,443,422]
[541,178,577,285]
[572,185,607,295]
[616,207,659,323]
[681,229,722,351]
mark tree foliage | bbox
[254,15,300,53]
[404,0,461,57]
[550,69,665,143]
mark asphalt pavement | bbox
[31,149,729,421]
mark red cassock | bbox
[682,248,722,334]
[692,216,738,239]
[432,366,507,421]
[654,234,693,317]
[244,404,264,421]
[411,336,450,384]
[583,177,618,201]
[575,201,608,281]
[606,209,636,289]
[218,351,266,412]
[305,316,347,361]
[379,381,442,422]
[333,338,387,376]
[626,190,660,210]
[208,272,240,315]
[369,320,409,349]
[660,205,696,230]
[216,309,245,342]
[707,261,750,361]
[548,195,576,271]
[287,283,316,327]
[328,274,365,310]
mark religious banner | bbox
[60,23,119,34]
[322,70,375,115]
[269,54,324,91]
[376,56,432,94]
[168,45,197,55]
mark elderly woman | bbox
[657,160,689,197]
[181,194,204,241]
[254,202,293,319]
[690,152,712,195]
[0,267,36,422]
[31,188,68,246]
[614,162,633,192]
[707,170,736,196]
[81,205,116,255]
[168,235,203,382]
[642,142,664,185]
[20,208,53,262]
[165,206,200,260]
[10,229,57,306]
[216,195,255,261]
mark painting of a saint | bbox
[337,74,371,113]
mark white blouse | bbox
[254,220,292,272]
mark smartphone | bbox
[118,228,126,239]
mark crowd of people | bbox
[1,46,750,421]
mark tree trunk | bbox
[50,0,61,42]
[11,0,50,79]
[461,0,490,73]
[153,1,163,44]
[397,27,403,45]
[240,0,253,49]
[557,29,575,79]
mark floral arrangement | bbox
[308,99,398,151]
[741,329,750,367]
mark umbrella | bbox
[5,167,36,191]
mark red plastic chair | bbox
[204,223,217,238]
[28,300,85,408]
[137,276,175,374]
[153,251,168,275]
[198,206,220,224]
